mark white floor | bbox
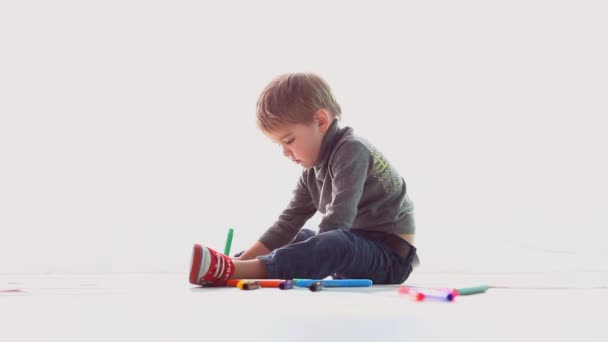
[1,271,606,342]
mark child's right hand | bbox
[238,241,272,260]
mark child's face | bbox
[265,111,331,169]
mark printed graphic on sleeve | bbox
[362,140,402,194]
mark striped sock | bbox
[189,244,235,286]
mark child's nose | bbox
[281,145,291,158]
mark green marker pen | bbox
[455,285,490,296]
[224,228,234,255]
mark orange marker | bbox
[227,279,288,288]
[238,281,261,290]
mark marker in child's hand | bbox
[224,228,234,255]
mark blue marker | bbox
[309,281,324,292]
[279,280,294,290]
[293,279,373,288]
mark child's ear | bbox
[314,109,331,133]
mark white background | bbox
[1,0,606,274]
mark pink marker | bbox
[398,286,455,301]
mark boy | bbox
[189,73,417,286]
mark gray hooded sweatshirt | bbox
[259,119,415,251]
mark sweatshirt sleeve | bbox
[318,140,371,233]
[258,174,317,251]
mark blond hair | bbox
[256,73,342,132]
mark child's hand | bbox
[238,241,271,260]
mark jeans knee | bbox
[292,228,316,243]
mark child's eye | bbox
[286,138,295,145]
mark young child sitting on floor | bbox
[190,72,418,286]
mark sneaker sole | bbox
[189,244,203,285]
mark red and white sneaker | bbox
[189,244,235,286]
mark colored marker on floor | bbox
[293,279,373,288]
[237,280,261,290]
[309,281,323,292]
[455,285,490,296]
[399,286,456,301]
[399,285,490,298]
[227,279,288,288]
[415,289,454,301]
[279,280,294,290]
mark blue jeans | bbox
[248,228,417,284]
